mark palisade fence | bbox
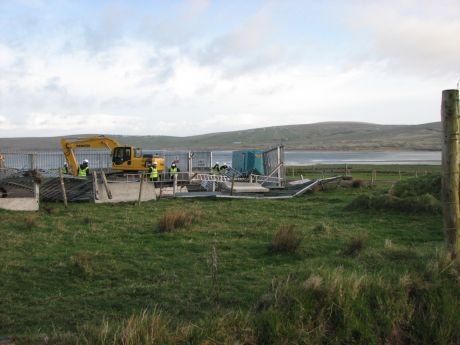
[2,150,213,172]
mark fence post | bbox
[29,154,37,170]
[188,151,193,177]
[138,173,145,205]
[441,89,460,257]
[59,170,68,208]
[173,174,177,197]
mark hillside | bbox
[0,121,442,151]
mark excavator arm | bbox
[60,136,122,176]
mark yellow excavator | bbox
[60,136,165,176]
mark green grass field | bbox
[1,165,459,344]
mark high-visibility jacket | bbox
[78,166,89,177]
[62,166,68,174]
[149,167,158,180]
[169,167,178,176]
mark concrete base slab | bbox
[221,182,269,193]
[156,185,188,197]
[95,181,157,203]
[0,197,39,211]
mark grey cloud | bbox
[347,1,460,76]
[83,3,131,53]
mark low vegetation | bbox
[0,169,454,344]
[270,224,304,254]
[347,173,442,214]
[157,209,203,232]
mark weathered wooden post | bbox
[100,170,112,200]
[441,89,460,257]
[172,174,177,197]
[58,170,68,208]
[138,173,145,206]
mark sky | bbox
[0,0,459,138]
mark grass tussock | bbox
[341,234,367,257]
[351,179,365,188]
[157,209,203,232]
[24,214,39,228]
[70,253,92,276]
[312,221,335,235]
[270,225,304,254]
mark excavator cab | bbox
[112,147,132,166]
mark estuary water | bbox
[212,151,441,166]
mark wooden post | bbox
[345,164,348,176]
[58,170,68,208]
[399,169,402,180]
[441,89,460,256]
[415,170,418,178]
[172,174,177,197]
[100,170,112,199]
[371,170,375,186]
[92,171,99,201]
[230,175,235,196]
[138,173,145,206]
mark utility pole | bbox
[441,89,460,257]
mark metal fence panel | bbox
[191,151,212,172]
[2,150,212,172]
[263,146,285,185]
[2,150,112,170]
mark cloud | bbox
[26,112,140,133]
[196,4,284,76]
[347,0,460,76]
[0,115,16,130]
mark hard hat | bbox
[216,161,219,164]
[171,162,176,166]
[83,159,89,163]
[64,162,68,166]
[152,161,157,165]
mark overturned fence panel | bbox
[0,171,40,211]
[40,177,94,202]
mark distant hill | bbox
[0,121,442,151]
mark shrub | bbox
[270,225,304,254]
[351,179,365,188]
[346,193,441,214]
[391,174,441,199]
[157,210,202,232]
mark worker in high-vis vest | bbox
[149,161,159,181]
[78,159,89,177]
[168,162,180,179]
[62,162,69,174]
